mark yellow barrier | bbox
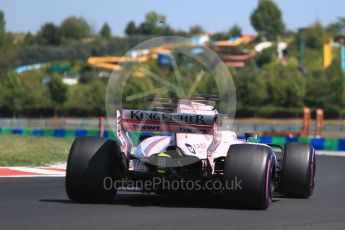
[323,39,332,68]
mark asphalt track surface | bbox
[1,155,345,230]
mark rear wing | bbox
[131,95,219,113]
[120,109,216,134]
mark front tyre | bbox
[223,144,275,210]
[65,137,123,203]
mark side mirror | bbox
[245,133,258,142]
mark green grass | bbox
[0,135,73,166]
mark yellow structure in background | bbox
[214,35,256,47]
[87,56,148,71]
[87,45,173,77]
[323,39,333,68]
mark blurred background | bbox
[0,0,345,156]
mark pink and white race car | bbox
[65,95,315,209]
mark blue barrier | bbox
[75,129,88,137]
[54,129,65,138]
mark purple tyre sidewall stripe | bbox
[265,156,272,205]
[309,149,316,193]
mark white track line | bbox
[316,151,345,157]
[7,167,65,175]
[0,174,65,178]
[49,163,67,168]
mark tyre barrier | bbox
[0,127,116,140]
[242,136,345,151]
[0,127,344,151]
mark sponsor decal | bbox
[176,126,209,134]
[131,124,161,131]
[122,109,215,125]
[185,143,196,154]
[193,143,207,150]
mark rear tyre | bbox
[281,142,315,198]
[65,137,124,203]
[223,144,275,210]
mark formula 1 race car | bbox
[65,95,316,209]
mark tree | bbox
[23,32,35,45]
[174,29,188,37]
[163,25,176,36]
[125,12,173,36]
[0,82,5,108]
[326,17,345,37]
[1,73,26,116]
[60,17,91,40]
[0,10,5,33]
[66,79,106,114]
[0,10,9,47]
[210,32,228,41]
[0,45,17,75]
[303,69,343,118]
[261,63,306,108]
[79,72,97,84]
[325,61,345,110]
[145,11,163,25]
[85,80,106,110]
[100,23,111,39]
[125,21,137,35]
[255,46,276,68]
[20,72,51,110]
[137,11,166,35]
[304,70,329,108]
[304,23,326,50]
[189,25,204,35]
[234,66,268,107]
[250,0,285,40]
[228,24,242,37]
[37,23,61,45]
[48,75,68,108]
[0,11,16,75]
[326,22,342,37]
[338,17,345,35]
